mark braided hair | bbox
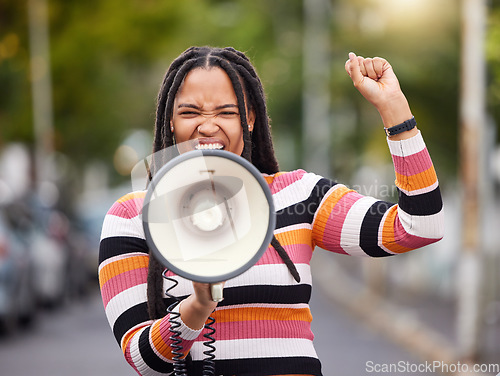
[147,46,300,319]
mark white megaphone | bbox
[142,148,275,302]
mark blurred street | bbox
[0,281,435,376]
[0,284,134,376]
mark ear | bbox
[247,108,256,132]
[170,119,174,133]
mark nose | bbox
[197,118,220,136]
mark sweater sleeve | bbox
[98,192,203,375]
[312,130,444,256]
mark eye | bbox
[179,111,200,117]
[219,111,239,118]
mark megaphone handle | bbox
[210,283,224,302]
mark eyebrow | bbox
[177,103,238,110]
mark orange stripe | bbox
[275,228,313,248]
[262,172,287,184]
[381,206,412,254]
[150,320,168,354]
[395,166,437,192]
[311,185,352,248]
[121,324,148,355]
[99,255,149,286]
[214,306,312,323]
[150,320,190,360]
[117,191,146,204]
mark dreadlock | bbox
[147,46,300,320]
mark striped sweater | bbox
[99,131,444,375]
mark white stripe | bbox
[274,222,312,234]
[228,263,312,287]
[100,213,145,241]
[105,284,147,327]
[162,263,312,305]
[190,338,318,361]
[162,263,313,299]
[387,130,425,157]
[397,208,444,239]
[397,180,439,196]
[272,173,323,212]
[340,196,378,257]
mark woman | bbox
[99,46,444,375]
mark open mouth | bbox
[195,142,224,150]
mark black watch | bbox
[384,117,417,137]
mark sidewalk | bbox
[311,250,500,376]
[310,281,435,375]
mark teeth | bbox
[195,143,223,150]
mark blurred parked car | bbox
[0,208,36,335]
[6,197,69,308]
[76,185,130,284]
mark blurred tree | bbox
[0,0,475,188]
[0,0,304,179]
[327,0,460,184]
[0,1,33,143]
[486,1,500,141]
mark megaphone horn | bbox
[142,149,276,300]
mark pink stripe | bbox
[202,320,313,341]
[107,197,143,219]
[157,318,196,351]
[268,169,307,195]
[101,267,148,307]
[392,149,432,177]
[256,243,313,266]
[320,191,364,254]
[393,220,439,249]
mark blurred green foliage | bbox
[0,0,497,189]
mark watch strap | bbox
[384,117,417,137]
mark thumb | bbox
[345,52,363,86]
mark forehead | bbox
[176,67,237,102]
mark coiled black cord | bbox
[202,314,217,375]
[162,269,219,375]
[162,269,187,376]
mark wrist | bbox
[384,117,419,141]
[179,295,217,330]
[376,94,412,128]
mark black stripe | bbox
[112,302,150,344]
[360,201,394,257]
[99,236,148,264]
[398,186,443,216]
[217,284,312,306]
[138,326,175,373]
[191,356,322,375]
[276,178,337,229]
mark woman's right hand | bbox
[193,281,224,307]
[178,281,224,330]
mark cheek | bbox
[229,126,245,154]
[172,119,196,142]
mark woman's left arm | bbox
[310,53,444,256]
